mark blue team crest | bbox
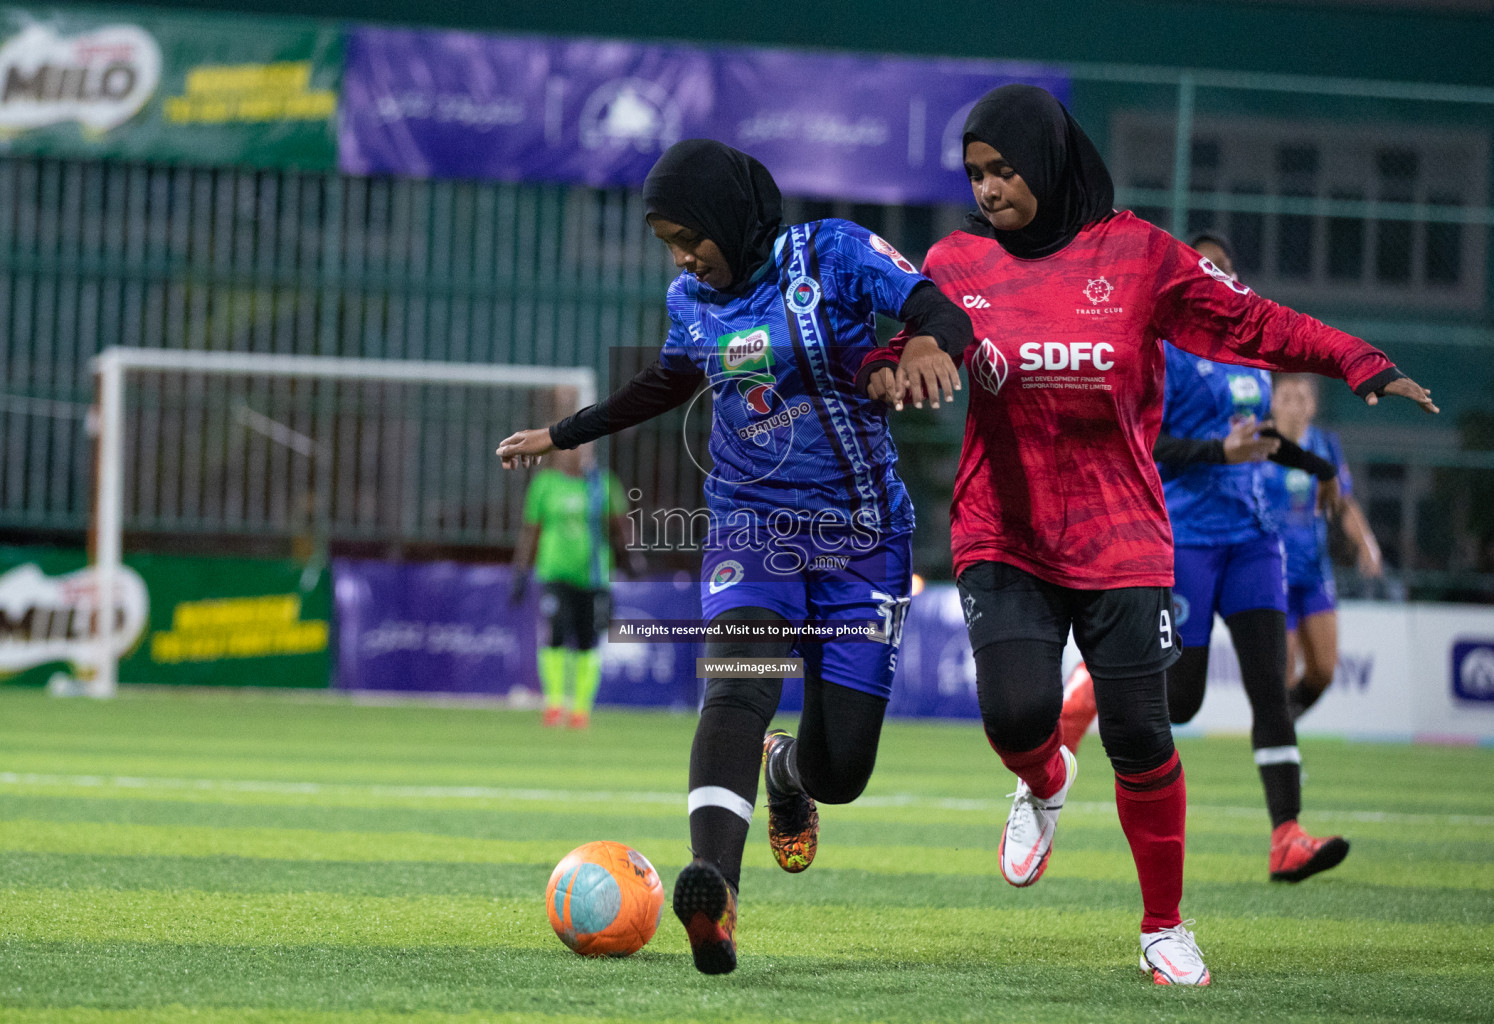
[786,275,821,314]
[709,559,745,594]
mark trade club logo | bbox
[1083,277,1114,305]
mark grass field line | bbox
[3,771,1492,829]
[4,886,1489,956]
[7,817,1490,889]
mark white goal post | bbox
[87,346,597,698]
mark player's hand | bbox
[1222,415,1279,464]
[1365,376,1438,414]
[496,428,554,468]
[898,335,961,410]
[1358,540,1384,579]
[1316,475,1342,516]
[866,367,905,409]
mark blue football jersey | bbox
[1159,344,1278,546]
[1262,424,1352,586]
[658,219,925,537]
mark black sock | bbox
[1226,609,1301,830]
[1259,762,1302,829]
[688,700,769,893]
[765,734,803,797]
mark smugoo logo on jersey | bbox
[736,401,812,441]
[737,374,776,415]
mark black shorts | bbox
[955,560,1180,679]
[541,583,608,651]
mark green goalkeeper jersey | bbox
[522,468,625,589]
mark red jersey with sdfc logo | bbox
[911,211,1395,588]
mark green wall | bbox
[122,0,1494,88]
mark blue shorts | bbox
[1172,535,1287,649]
[700,530,912,700]
[1286,576,1337,631]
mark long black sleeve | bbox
[549,360,705,450]
[1153,432,1226,466]
[1262,431,1338,481]
[897,281,972,364]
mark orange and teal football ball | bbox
[545,841,664,957]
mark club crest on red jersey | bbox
[1083,277,1114,305]
[1199,257,1252,295]
[1077,275,1124,316]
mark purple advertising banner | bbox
[334,559,540,695]
[333,559,703,708]
[332,556,983,718]
[340,28,715,187]
[340,28,1068,205]
[716,52,1070,205]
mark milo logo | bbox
[718,326,771,375]
[1227,373,1263,412]
[0,23,161,134]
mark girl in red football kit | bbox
[869,85,1436,986]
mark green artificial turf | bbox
[0,688,1490,1023]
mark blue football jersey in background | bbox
[1262,424,1352,586]
[658,218,925,538]
[1159,344,1278,547]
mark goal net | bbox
[84,346,596,696]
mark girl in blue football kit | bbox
[1153,234,1350,883]
[498,139,968,975]
[1264,373,1383,720]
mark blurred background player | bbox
[498,139,968,975]
[1267,373,1383,721]
[877,85,1436,986]
[509,444,629,729]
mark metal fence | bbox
[0,60,1491,594]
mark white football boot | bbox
[998,744,1077,886]
[1140,920,1211,986]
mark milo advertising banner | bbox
[0,7,340,167]
[0,546,331,688]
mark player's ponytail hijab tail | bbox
[962,84,1115,259]
[643,139,784,292]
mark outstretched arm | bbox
[497,360,704,469]
[1152,235,1437,415]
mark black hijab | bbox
[961,85,1114,259]
[643,139,783,292]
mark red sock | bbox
[992,727,1066,800]
[1115,751,1186,933]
